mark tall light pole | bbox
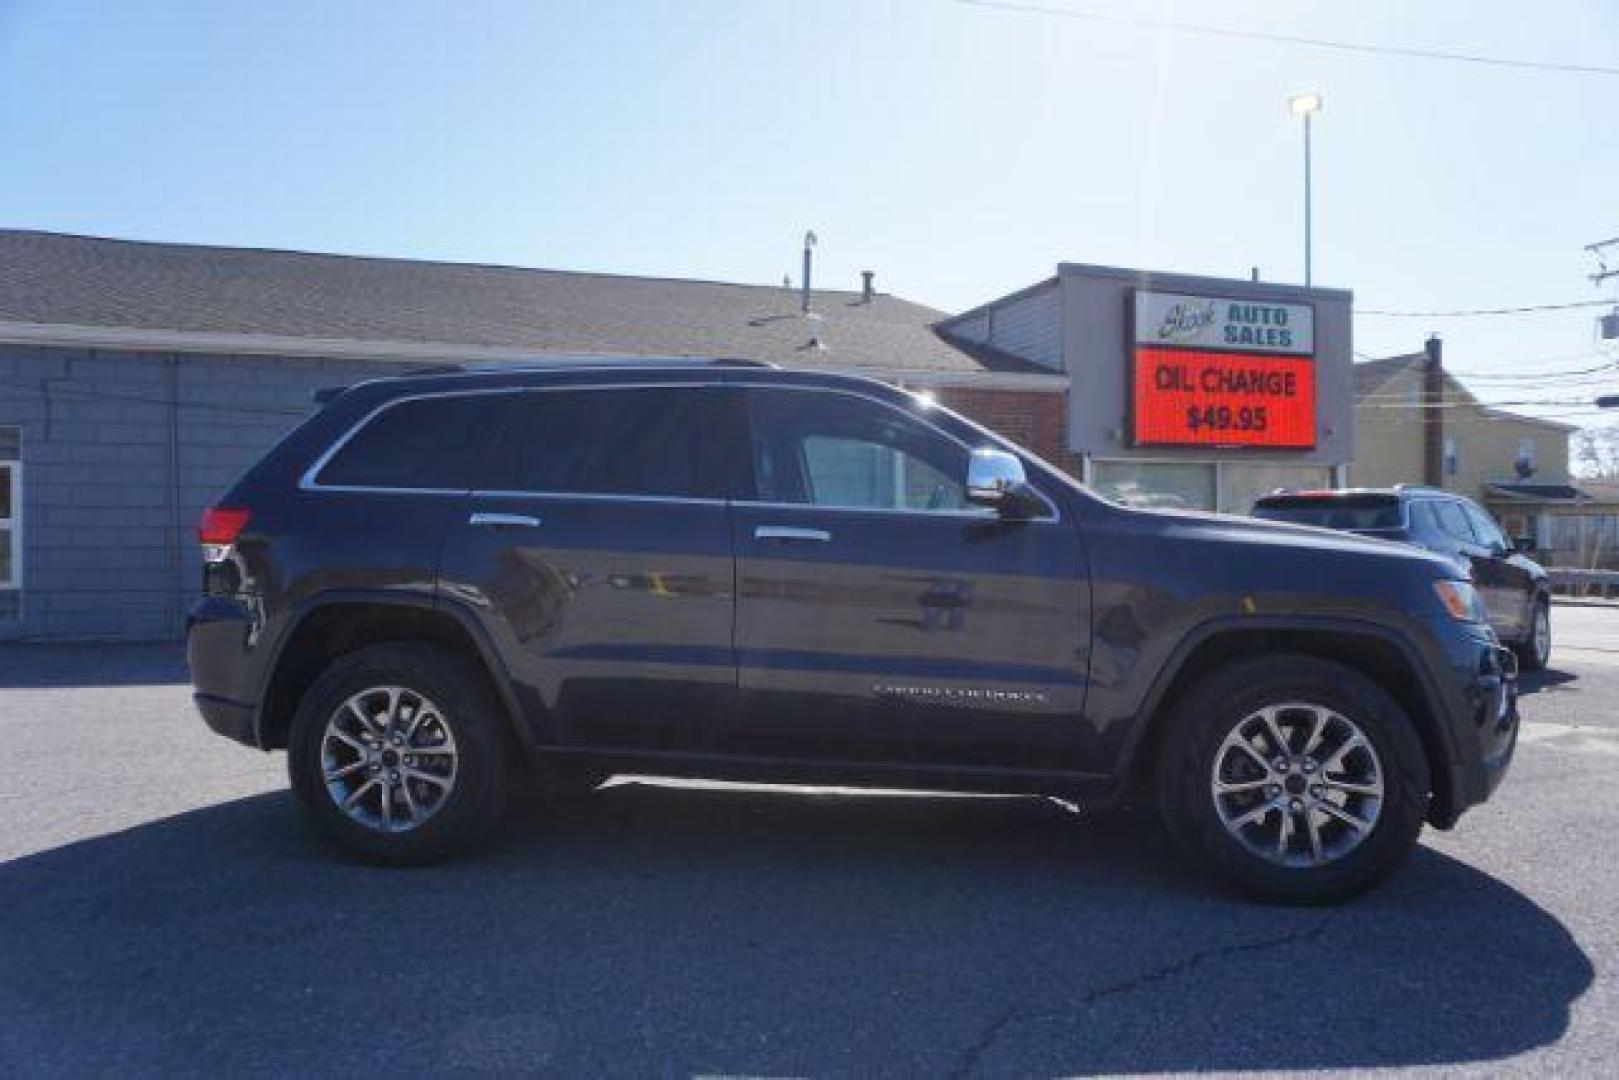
[1288,91,1324,286]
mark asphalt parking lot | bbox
[1,606,1616,1077]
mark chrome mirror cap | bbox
[966,447,1028,509]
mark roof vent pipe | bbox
[801,230,818,313]
[862,270,875,303]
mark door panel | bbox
[436,384,743,752]
[731,506,1089,769]
[1460,501,1534,639]
[440,496,736,750]
[728,386,1092,772]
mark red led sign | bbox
[1131,347,1317,449]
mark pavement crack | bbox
[1076,912,1336,1009]
[950,1004,1019,1080]
[948,914,1336,1076]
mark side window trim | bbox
[301,387,525,495]
[735,385,1061,522]
[471,381,737,503]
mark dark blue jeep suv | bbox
[188,360,1518,903]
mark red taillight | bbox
[198,507,251,547]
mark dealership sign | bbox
[1131,290,1317,450]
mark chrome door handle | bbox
[469,512,542,528]
[754,525,831,542]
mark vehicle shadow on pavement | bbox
[0,782,1592,1076]
[1518,667,1576,696]
[0,644,186,688]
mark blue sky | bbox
[0,0,1614,426]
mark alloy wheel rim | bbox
[320,686,458,834]
[1210,703,1383,869]
[1535,605,1550,666]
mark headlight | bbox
[1433,580,1485,622]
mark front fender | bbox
[1108,613,1460,793]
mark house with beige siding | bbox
[1350,353,1619,567]
[1351,353,1575,498]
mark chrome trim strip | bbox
[468,512,543,528]
[298,380,1061,522]
[299,386,531,494]
[732,500,1004,521]
[754,525,832,542]
[472,489,727,506]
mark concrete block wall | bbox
[0,347,1081,640]
[0,346,406,640]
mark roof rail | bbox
[312,357,779,403]
[455,356,778,374]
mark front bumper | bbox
[1427,620,1519,828]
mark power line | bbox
[1356,299,1613,317]
[953,0,1619,78]
[0,376,311,419]
[1451,361,1619,382]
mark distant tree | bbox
[1574,425,1619,480]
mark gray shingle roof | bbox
[1352,354,1420,398]
[0,230,1047,375]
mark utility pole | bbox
[1586,237,1619,286]
[1423,335,1445,487]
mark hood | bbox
[1118,505,1454,570]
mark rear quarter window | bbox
[314,393,509,490]
[1252,497,1403,531]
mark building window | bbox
[1093,460,1217,511]
[1515,437,1536,478]
[0,427,18,595]
[1219,463,1333,516]
[1443,437,1459,477]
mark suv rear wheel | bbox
[1155,655,1429,904]
[288,643,510,864]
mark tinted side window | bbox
[1434,500,1477,546]
[316,394,508,490]
[1408,502,1447,547]
[483,386,730,499]
[1461,501,1507,550]
[747,388,970,511]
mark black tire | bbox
[1154,655,1430,905]
[287,642,512,865]
[1514,595,1551,672]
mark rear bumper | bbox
[193,692,258,747]
[186,596,263,749]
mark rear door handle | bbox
[469,512,542,529]
[754,525,831,543]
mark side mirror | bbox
[966,447,1043,519]
[1513,535,1535,554]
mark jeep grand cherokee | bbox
[188,360,1519,903]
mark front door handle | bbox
[754,525,831,543]
[469,512,542,529]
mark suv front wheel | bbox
[1155,655,1430,904]
[288,643,511,864]
[1515,595,1551,672]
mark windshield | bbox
[1252,496,1404,531]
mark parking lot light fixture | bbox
[1288,91,1324,286]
